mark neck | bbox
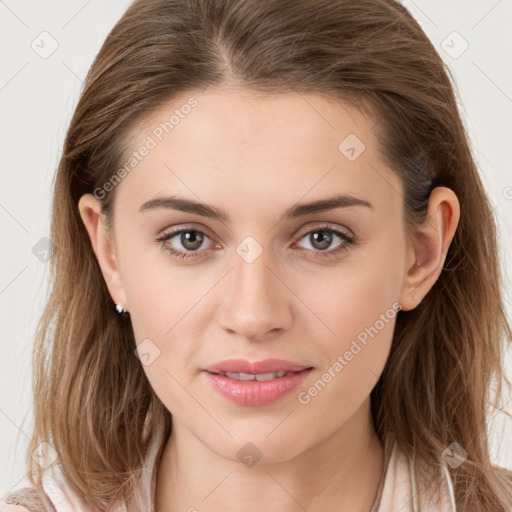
[155,397,385,512]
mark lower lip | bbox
[204,368,313,406]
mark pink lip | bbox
[202,358,314,406]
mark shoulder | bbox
[0,484,55,512]
[0,503,31,512]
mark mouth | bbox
[206,369,313,381]
[203,365,314,406]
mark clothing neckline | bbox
[19,438,455,512]
[369,439,393,512]
[369,440,457,512]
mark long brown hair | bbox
[22,0,512,510]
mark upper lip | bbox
[203,358,313,375]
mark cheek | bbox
[120,249,218,411]
[292,281,399,441]
[119,246,207,413]
[298,240,403,389]
[118,234,209,336]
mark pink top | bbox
[3,441,456,511]
[370,440,457,511]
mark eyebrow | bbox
[138,193,373,222]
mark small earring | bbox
[116,303,129,315]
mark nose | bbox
[217,249,293,342]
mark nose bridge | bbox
[218,240,291,339]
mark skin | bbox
[78,87,460,512]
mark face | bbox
[80,87,442,464]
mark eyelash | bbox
[155,224,356,261]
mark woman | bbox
[2,0,512,510]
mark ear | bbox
[78,193,128,311]
[399,186,460,311]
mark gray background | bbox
[1,0,511,498]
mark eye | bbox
[292,224,356,259]
[156,223,356,261]
[156,227,218,260]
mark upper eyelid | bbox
[159,223,216,241]
[295,223,353,239]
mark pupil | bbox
[182,231,203,250]
[312,231,331,250]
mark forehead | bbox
[133,87,373,158]
[114,87,402,221]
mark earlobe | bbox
[399,187,460,311]
[77,193,128,310]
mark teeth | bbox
[240,372,261,381]
[255,372,280,381]
[221,370,290,381]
